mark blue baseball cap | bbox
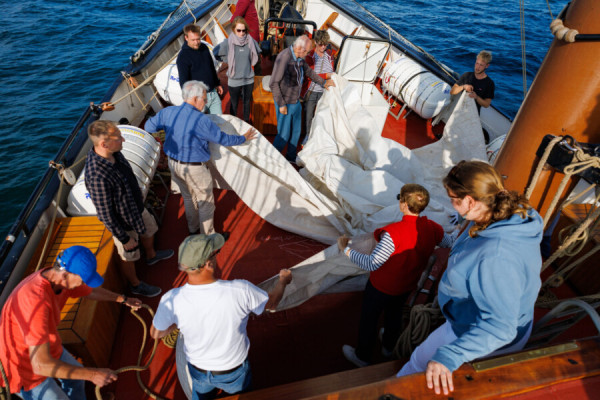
[56,246,104,288]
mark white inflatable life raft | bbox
[153,41,219,106]
[381,55,451,119]
[66,125,161,216]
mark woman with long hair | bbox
[214,16,261,122]
[397,160,543,395]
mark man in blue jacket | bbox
[145,80,257,236]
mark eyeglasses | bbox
[317,43,327,47]
[236,29,247,33]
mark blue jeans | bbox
[187,359,251,400]
[18,348,86,400]
[203,90,222,115]
[273,101,302,161]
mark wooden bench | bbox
[27,216,125,367]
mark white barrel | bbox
[381,55,451,119]
[67,125,161,216]
[154,41,218,106]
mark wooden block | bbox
[252,76,278,135]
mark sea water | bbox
[0,0,568,237]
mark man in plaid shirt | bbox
[85,120,174,297]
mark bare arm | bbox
[450,83,474,95]
[29,343,117,387]
[86,287,142,310]
[150,323,178,339]
[469,92,492,108]
[265,269,293,311]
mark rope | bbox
[550,19,579,43]
[34,157,86,272]
[519,0,528,98]
[525,135,563,201]
[536,289,600,309]
[0,356,10,400]
[95,305,164,400]
[394,300,444,359]
[161,328,180,349]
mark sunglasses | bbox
[236,29,247,33]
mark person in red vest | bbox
[338,184,455,367]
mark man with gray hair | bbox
[150,233,292,398]
[145,80,257,235]
[270,34,335,163]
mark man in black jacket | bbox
[177,24,223,114]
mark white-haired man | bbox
[269,35,335,163]
[145,80,257,236]
[151,234,292,399]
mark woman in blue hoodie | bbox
[396,160,543,395]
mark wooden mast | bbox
[494,0,600,218]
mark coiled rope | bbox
[95,304,163,400]
[550,18,579,43]
[394,300,444,359]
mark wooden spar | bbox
[494,0,600,218]
[222,338,600,399]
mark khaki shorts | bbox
[112,209,159,262]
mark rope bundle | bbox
[550,19,579,43]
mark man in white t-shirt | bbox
[150,233,292,398]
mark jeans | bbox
[18,348,86,400]
[396,321,532,377]
[356,280,409,362]
[203,90,222,115]
[303,90,323,144]
[229,83,254,122]
[187,359,251,400]
[273,101,302,162]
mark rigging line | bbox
[545,0,554,20]
[519,0,528,98]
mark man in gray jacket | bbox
[269,35,334,162]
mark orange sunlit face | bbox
[185,31,202,50]
[103,128,125,153]
[474,57,489,75]
[234,23,247,38]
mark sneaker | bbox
[146,249,174,266]
[342,345,369,368]
[130,281,162,297]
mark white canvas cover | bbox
[205,75,486,309]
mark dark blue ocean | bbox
[0,0,568,237]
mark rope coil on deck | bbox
[394,300,444,359]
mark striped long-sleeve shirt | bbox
[348,230,457,272]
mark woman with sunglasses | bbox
[214,16,261,123]
[303,30,335,143]
[396,160,543,395]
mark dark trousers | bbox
[356,280,409,362]
[229,83,254,122]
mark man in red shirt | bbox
[0,245,142,399]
